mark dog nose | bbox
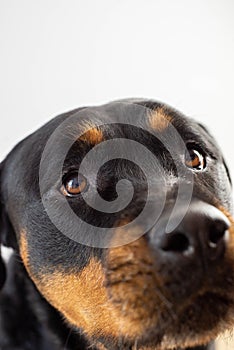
[152,201,230,262]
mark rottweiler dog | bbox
[0,99,233,350]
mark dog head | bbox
[0,99,233,349]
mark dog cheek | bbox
[30,260,116,336]
[18,237,128,340]
[19,230,162,342]
[31,257,162,342]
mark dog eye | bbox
[185,147,206,171]
[61,172,88,197]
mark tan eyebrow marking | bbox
[79,122,104,144]
[148,107,172,132]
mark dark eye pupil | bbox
[189,150,200,164]
[190,150,197,160]
[67,177,79,190]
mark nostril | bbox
[161,232,190,253]
[208,220,229,248]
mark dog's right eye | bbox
[61,172,88,197]
[185,147,206,171]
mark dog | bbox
[0,99,233,350]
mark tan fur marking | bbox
[218,206,234,227]
[106,237,165,336]
[19,228,161,339]
[34,253,163,339]
[218,206,234,251]
[148,107,172,132]
[27,258,121,337]
[80,123,103,144]
[19,231,115,336]
[19,230,30,269]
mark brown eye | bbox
[61,172,88,197]
[185,148,206,171]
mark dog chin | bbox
[145,292,234,350]
[95,291,234,350]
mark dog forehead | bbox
[60,102,186,142]
[14,101,192,152]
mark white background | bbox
[0,1,234,348]
[0,0,234,176]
